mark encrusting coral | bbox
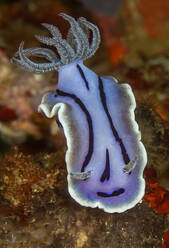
[0,146,61,215]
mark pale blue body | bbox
[39,62,147,213]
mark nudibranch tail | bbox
[10,13,100,73]
[11,14,147,213]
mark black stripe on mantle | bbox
[100,148,110,182]
[98,77,130,165]
[57,89,93,172]
[97,188,125,197]
[77,64,89,90]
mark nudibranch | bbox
[11,13,147,213]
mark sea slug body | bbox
[11,13,147,213]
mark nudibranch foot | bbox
[11,13,147,213]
